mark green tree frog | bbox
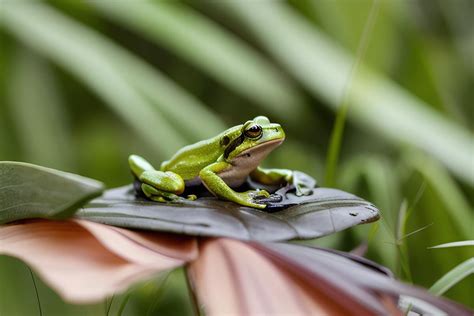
[129,116,300,209]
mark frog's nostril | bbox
[274,128,279,132]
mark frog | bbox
[129,116,308,209]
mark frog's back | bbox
[160,138,223,180]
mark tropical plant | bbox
[0,0,472,314]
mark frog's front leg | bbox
[200,162,269,209]
[129,155,185,202]
[250,167,313,196]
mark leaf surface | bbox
[77,184,379,241]
[0,161,104,224]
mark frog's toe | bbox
[186,194,197,201]
[236,191,268,209]
[249,202,267,209]
[252,189,270,198]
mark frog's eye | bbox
[244,124,262,138]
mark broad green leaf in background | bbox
[218,1,474,186]
[77,185,379,242]
[429,258,474,296]
[0,161,104,224]
[0,2,224,157]
[8,50,74,171]
[89,0,305,120]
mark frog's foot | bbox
[235,189,270,209]
[139,170,185,203]
[141,183,181,202]
[292,171,316,196]
[186,194,197,201]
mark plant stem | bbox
[324,0,380,187]
[117,294,130,316]
[28,268,42,316]
[185,264,201,316]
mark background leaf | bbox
[0,162,104,223]
[429,258,474,296]
[0,2,224,156]
[216,0,474,186]
[0,0,472,311]
[8,50,74,171]
[90,0,305,120]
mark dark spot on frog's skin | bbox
[349,212,358,216]
[221,136,230,146]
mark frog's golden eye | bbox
[244,124,262,138]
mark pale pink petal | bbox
[74,219,198,264]
[0,219,197,303]
[187,238,352,316]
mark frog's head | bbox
[221,116,285,163]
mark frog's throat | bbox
[220,138,284,187]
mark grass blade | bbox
[8,50,74,170]
[429,241,474,249]
[404,153,473,239]
[429,258,474,296]
[219,1,474,186]
[28,268,43,316]
[90,0,304,119]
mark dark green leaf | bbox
[0,162,104,224]
[77,184,379,242]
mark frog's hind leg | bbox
[129,155,187,202]
[140,170,185,202]
[129,154,155,178]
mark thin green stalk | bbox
[324,0,380,187]
[395,200,410,279]
[106,295,114,316]
[28,268,42,316]
[117,294,131,316]
[146,273,171,316]
[185,264,201,316]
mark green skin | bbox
[129,116,295,209]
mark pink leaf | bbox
[187,238,359,315]
[0,219,198,303]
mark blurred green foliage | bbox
[0,0,472,315]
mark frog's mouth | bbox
[236,138,284,159]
